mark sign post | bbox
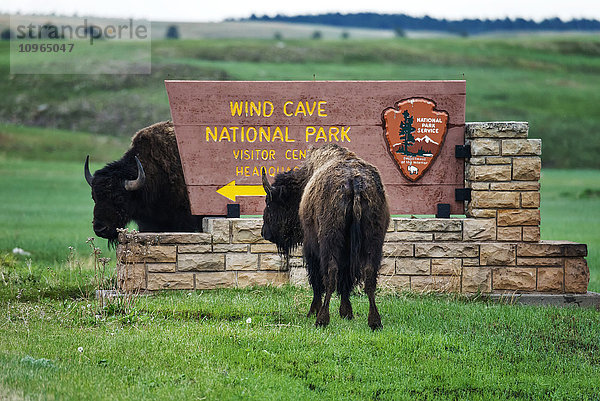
[165,80,466,216]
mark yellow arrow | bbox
[216,181,266,202]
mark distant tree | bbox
[394,26,406,37]
[311,30,322,40]
[397,110,416,155]
[165,25,180,39]
[1,29,13,40]
[273,31,283,41]
[341,31,350,39]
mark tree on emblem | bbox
[397,110,416,155]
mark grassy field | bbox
[2,35,600,167]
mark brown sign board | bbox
[165,81,466,216]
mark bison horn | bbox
[261,167,273,200]
[124,156,146,191]
[84,155,94,187]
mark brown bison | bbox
[261,144,390,330]
[84,121,202,244]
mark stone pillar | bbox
[466,122,541,242]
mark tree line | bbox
[241,12,600,34]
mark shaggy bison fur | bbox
[261,144,390,330]
[85,121,202,244]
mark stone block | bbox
[178,244,212,253]
[147,273,194,291]
[387,220,395,232]
[231,219,268,244]
[490,181,540,191]
[462,258,480,266]
[135,232,212,245]
[563,242,587,257]
[213,244,249,253]
[237,272,288,288]
[564,258,589,294]
[468,157,486,165]
[411,276,459,293]
[117,262,146,292]
[226,253,259,271]
[462,267,491,293]
[502,139,542,156]
[147,263,176,273]
[517,257,563,267]
[485,157,512,165]
[379,275,410,291]
[497,227,522,242]
[492,268,536,291]
[386,232,433,241]
[204,218,230,244]
[144,246,177,263]
[260,254,288,271]
[467,165,512,182]
[471,191,520,208]
[431,258,462,275]
[434,232,463,241]
[415,243,479,258]
[396,258,430,275]
[466,208,497,219]
[196,272,236,290]
[178,253,225,271]
[480,243,516,266]
[512,157,541,181]
[289,267,309,287]
[382,243,414,257]
[469,182,490,190]
[537,268,563,292]
[521,192,540,208]
[497,209,540,226]
[395,219,463,232]
[250,244,279,253]
[380,257,396,275]
[466,122,528,139]
[522,227,541,242]
[470,139,500,156]
[517,242,564,257]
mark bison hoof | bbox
[315,312,330,328]
[339,305,353,320]
[368,315,383,331]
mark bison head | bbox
[85,155,146,243]
[261,168,303,257]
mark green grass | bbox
[0,287,599,400]
[2,35,600,167]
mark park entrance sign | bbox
[165,81,466,216]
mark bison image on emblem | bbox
[84,121,202,245]
[261,144,390,330]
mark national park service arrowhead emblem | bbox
[382,98,449,181]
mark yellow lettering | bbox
[233,150,240,159]
[295,102,306,116]
[318,101,327,117]
[259,127,270,142]
[246,127,257,142]
[283,101,293,116]
[305,126,316,142]
[341,126,351,142]
[219,127,231,142]
[272,127,283,142]
[264,101,274,117]
[328,126,340,141]
[269,150,275,159]
[250,102,261,116]
[230,102,243,116]
[229,126,238,142]
[206,127,217,142]
[315,127,327,142]
[284,127,295,142]
[306,101,316,116]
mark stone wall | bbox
[116,122,590,295]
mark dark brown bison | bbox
[261,144,390,330]
[84,121,202,244]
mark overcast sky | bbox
[4,0,600,22]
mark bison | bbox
[84,121,202,245]
[261,144,390,330]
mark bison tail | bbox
[350,177,363,282]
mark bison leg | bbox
[315,258,337,328]
[307,285,323,317]
[305,249,323,317]
[339,291,353,319]
[364,265,382,331]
